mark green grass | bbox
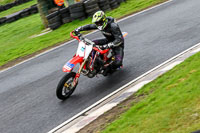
[0,0,37,18]
[0,0,166,67]
[0,0,15,5]
[101,52,200,133]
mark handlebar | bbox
[70,31,81,41]
[70,31,107,53]
[70,31,95,45]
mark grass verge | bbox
[0,0,37,18]
[0,0,167,68]
[0,0,15,5]
[100,52,200,133]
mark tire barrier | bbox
[98,0,111,12]
[0,4,38,26]
[84,0,100,17]
[60,7,71,24]
[0,0,125,28]
[69,2,86,20]
[46,10,62,30]
[109,0,120,9]
[117,0,126,3]
[0,17,6,25]
[0,0,33,13]
[45,0,126,30]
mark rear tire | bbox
[56,72,77,100]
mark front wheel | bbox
[56,72,77,100]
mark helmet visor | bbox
[95,20,104,26]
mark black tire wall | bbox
[45,0,125,30]
[0,4,38,26]
[0,0,125,28]
[0,0,33,13]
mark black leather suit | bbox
[78,17,124,69]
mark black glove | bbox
[99,43,114,49]
[99,44,109,50]
[74,27,82,36]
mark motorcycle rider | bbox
[74,11,124,75]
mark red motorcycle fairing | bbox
[63,55,83,72]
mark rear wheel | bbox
[56,72,77,100]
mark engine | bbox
[81,56,103,78]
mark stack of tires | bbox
[6,11,21,23]
[0,6,4,12]
[0,4,38,25]
[20,8,30,18]
[116,0,126,4]
[29,4,38,14]
[16,0,32,5]
[109,0,120,9]
[15,0,32,5]
[69,2,86,21]
[3,2,14,10]
[0,0,33,12]
[0,17,6,25]
[15,0,24,5]
[84,0,100,17]
[60,7,71,24]
[6,14,16,23]
[43,0,126,30]
[46,11,62,30]
[98,0,111,12]
[14,11,22,20]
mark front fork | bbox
[72,59,87,87]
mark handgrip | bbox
[70,31,80,41]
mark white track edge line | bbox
[0,0,173,74]
[160,61,182,71]
[192,47,200,53]
[48,41,200,133]
[62,42,200,133]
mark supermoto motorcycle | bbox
[56,31,128,100]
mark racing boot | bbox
[102,66,111,76]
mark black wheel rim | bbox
[62,78,74,97]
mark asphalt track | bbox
[0,0,200,133]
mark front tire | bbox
[56,72,77,100]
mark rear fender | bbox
[63,56,84,72]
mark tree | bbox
[37,0,57,28]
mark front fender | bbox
[63,56,84,72]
